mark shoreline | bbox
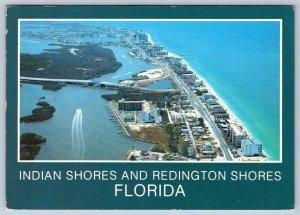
[146,34,270,159]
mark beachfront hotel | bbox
[241,139,263,157]
[227,120,247,147]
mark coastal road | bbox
[182,112,200,159]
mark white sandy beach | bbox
[137,68,164,79]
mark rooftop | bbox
[242,139,262,146]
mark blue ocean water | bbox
[20,21,280,160]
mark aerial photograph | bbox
[19,20,280,162]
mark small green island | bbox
[20,101,56,123]
[20,133,46,160]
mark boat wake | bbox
[71,109,85,159]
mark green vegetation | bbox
[36,101,50,107]
[21,133,46,145]
[129,155,137,161]
[152,144,165,153]
[20,44,122,79]
[42,83,64,91]
[20,145,41,160]
[20,132,46,160]
[128,125,170,153]
[21,102,56,123]
[159,109,169,124]
[198,117,205,127]
[20,54,50,72]
[162,124,188,155]
[102,89,179,105]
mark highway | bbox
[182,112,200,159]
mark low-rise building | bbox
[187,146,195,157]
[219,123,228,134]
[241,139,263,157]
[179,62,188,70]
[198,87,208,95]
[214,113,230,120]
[156,50,168,57]
[203,141,213,154]
[208,104,225,113]
[179,100,191,106]
[181,129,189,136]
[170,111,185,124]
[182,78,194,85]
[191,126,205,133]
[182,73,195,80]
[206,98,217,105]
[193,79,202,87]
[201,93,212,102]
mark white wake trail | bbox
[71,110,79,156]
[71,109,85,159]
[78,109,85,159]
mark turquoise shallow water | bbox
[20,21,280,160]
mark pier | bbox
[108,102,131,137]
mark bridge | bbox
[20,76,94,85]
[20,77,178,93]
